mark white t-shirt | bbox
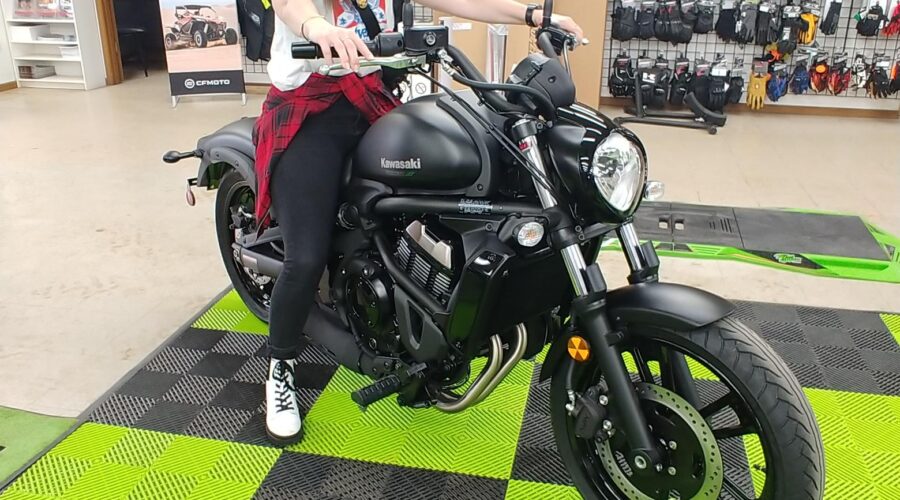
[267,0,395,91]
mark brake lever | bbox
[317,54,427,76]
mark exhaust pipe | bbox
[435,323,528,413]
[233,244,283,278]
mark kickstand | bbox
[613,74,723,135]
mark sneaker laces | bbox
[272,360,297,413]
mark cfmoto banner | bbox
[159,0,246,98]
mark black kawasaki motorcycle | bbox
[165,2,824,498]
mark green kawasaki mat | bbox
[0,408,75,485]
[613,203,900,283]
[2,291,900,499]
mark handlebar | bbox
[291,32,405,59]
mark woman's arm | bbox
[416,0,584,41]
[272,0,374,70]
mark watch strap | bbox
[526,4,539,27]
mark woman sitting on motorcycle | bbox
[257,0,583,445]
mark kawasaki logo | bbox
[380,158,422,170]
[184,78,231,89]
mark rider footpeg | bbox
[351,374,403,409]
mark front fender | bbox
[538,282,734,381]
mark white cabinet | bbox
[1,0,106,89]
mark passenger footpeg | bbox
[351,374,403,408]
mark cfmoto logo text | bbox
[184,78,231,90]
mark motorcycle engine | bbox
[340,257,400,354]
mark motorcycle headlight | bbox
[590,132,646,213]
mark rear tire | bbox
[551,316,824,500]
[224,28,238,45]
[216,170,271,322]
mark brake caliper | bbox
[570,383,612,441]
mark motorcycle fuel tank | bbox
[354,94,485,193]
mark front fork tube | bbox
[515,122,662,468]
[619,223,700,408]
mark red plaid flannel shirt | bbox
[253,73,399,225]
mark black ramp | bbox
[733,208,888,261]
[668,202,743,247]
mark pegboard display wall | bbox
[242,5,435,86]
[600,0,900,110]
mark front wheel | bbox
[215,170,272,322]
[193,28,208,48]
[551,316,824,500]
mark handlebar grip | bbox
[291,33,405,59]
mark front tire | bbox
[551,316,824,500]
[216,170,271,322]
[193,28,208,48]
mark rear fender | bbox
[198,148,255,191]
[538,282,734,381]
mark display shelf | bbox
[19,74,81,83]
[8,17,74,24]
[11,38,76,45]
[14,54,79,62]
[1,0,105,90]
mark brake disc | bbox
[596,383,723,500]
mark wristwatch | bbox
[525,3,539,27]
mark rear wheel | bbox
[551,316,824,500]
[215,170,272,322]
[164,33,177,50]
[224,28,238,45]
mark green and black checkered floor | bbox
[2,291,899,499]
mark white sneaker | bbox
[265,358,303,445]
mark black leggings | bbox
[267,97,367,359]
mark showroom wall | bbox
[0,13,14,85]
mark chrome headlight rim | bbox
[589,131,648,219]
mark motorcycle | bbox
[165,2,824,498]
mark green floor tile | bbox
[2,454,91,498]
[208,443,280,486]
[62,461,146,500]
[882,314,900,345]
[103,429,175,469]
[504,480,581,499]
[129,469,198,500]
[49,423,128,462]
[186,479,256,500]
[152,437,229,477]
[191,291,267,336]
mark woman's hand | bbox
[533,10,585,44]
[303,17,374,71]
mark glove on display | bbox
[695,1,716,32]
[883,3,900,36]
[707,77,728,110]
[776,4,805,55]
[820,0,841,35]
[735,2,758,44]
[798,11,819,43]
[851,54,869,89]
[790,62,811,93]
[892,61,900,94]
[746,70,769,110]
[669,56,692,105]
[727,73,745,102]
[866,65,891,98]
[649,56,673,107]
[658,0,694,44]
[810,57,830,92]
[681,0,699,27]
[755,3,780,46]
[608,54,636,97]
[767,66,789,101]
[717,6,739,40]
[612,0,639,41]
[827,65,850,94]
[637,3,657,39]
[856,5,886,36]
